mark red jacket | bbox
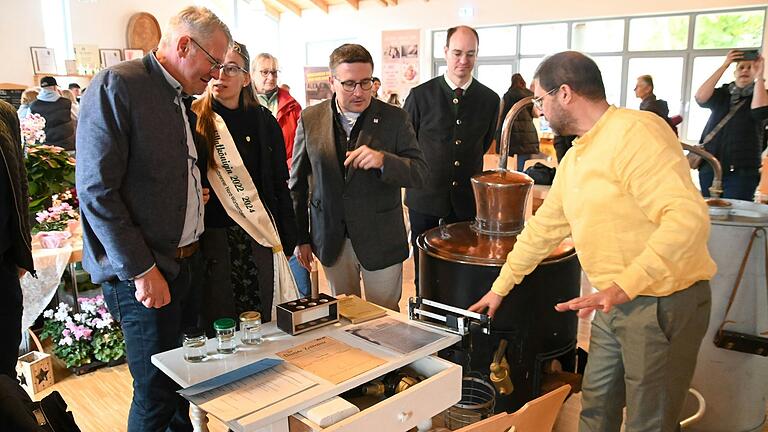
[275,88,302,169]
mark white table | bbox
[152,311,462,432]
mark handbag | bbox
[688,99,747,170]
[713,227,768,356]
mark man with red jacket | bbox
[253,53,302,169]
[252,52,310,296]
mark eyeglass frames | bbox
[258,69,279,77]
[532,86,559,110]
[333,77,374,92]
[188,37,223,76]
[218,64,249,77]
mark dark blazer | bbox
[404,76,499,220]
[76,54,207,284]
[289,98,426,271]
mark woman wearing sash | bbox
[193,42,298,329]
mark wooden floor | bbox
[30,257,768,432]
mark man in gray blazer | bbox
[290,44,426,311]
[76,7,231,431]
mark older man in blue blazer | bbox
[76,7,231,431]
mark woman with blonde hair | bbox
[192,41,297,330]
[17,88,38,120]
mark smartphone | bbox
[739,49,759,61]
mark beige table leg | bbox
[190,404,210,432]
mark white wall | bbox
[277,0,768,105]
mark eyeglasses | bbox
[258,69,279,77]
[334,77,374,92]
[218,63,248,77]
[532,86,559,110]
[188,37,223,76]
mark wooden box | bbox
[16,351,54,396]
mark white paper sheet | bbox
[191,363,316,422]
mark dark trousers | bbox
[699,166,760,201]
[101,252,203,432]
[0,254,22,379]
[408,208,466,294]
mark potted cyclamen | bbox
[34,190,79,248]
[41,295,126,374]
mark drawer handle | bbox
[398,411,413,423]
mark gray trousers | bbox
[323,238,403,311]
[579,280,711,432]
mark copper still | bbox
[417,97,583,412]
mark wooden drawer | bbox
[291,355,461,432]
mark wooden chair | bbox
[455,384,571,432]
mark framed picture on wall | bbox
[30,47,57,74]
[124,49,144,61]
[99,49,122,68]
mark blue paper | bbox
[178,358,283,397]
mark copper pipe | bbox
[498,96,534,170]
[681,143,723,198]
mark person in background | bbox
[290,44,426,311]
[60,89,79,121]
[372,77,382,99]
[387,92,401,107]
[67,83,81,102]
[635,75,672,126]
[695,49,768,200]
[403,25,499,292]
[16,88,38,121]
[496,73,539,171]
[251,52,310,297]
[76,7,231,431]
[0,99,34,380]
[29,77,75,151]
[193,42,297,326]
[470,51,715,432]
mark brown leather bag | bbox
[713,227,768,356]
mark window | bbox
[433,31,447,58]
[591,56,622,106]
[694,10,765,49]
[477,26,517,57]
[520,23,568,55]
[41,0,72,73]
[572,20,624,53]
[628,16,689,51]
[477,64,514,97]
[626,57,684,115]
[518,58,544,86]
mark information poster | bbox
[304,67,333,106]
[381,30,420,101]
[74,44,100,74]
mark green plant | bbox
[25,145,76,215]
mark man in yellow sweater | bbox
[469,51,716,432]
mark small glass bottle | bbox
[239,311,263,345]
[183,327,207,363]
[213,318,237,354]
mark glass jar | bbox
[213,318,237,354]
[239,311,262,345]
[183,327,207,363]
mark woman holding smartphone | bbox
[695,49,768,200]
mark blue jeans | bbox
[289,254,311,298]
[699,166,759,201]
[102,252,203,432]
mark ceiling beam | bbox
[269,0,302,16]
[307,0,329,13]
[343,0,359,9]
[261,1,282,20]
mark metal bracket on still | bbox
[408,296,491,336]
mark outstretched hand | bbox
[468,290,504,319]
[344,145,384,170]
[554,283,630,319]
